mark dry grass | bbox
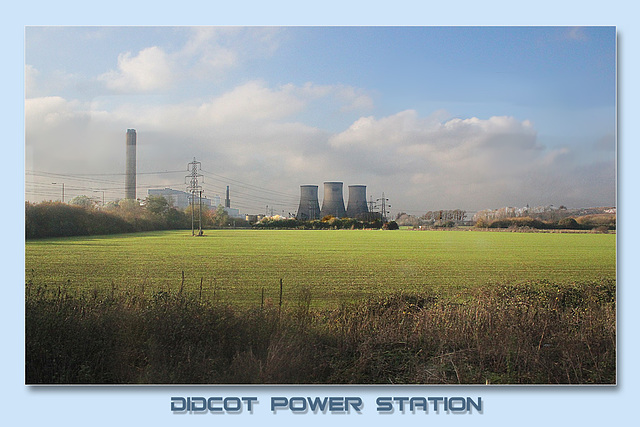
[25,279,615,384]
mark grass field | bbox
[25,229,616,307]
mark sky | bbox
[24,26,616,216]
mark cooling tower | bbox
[346,185,369,218]
[125,129,136,200]
[296,185,321,220]
[320,182,346,218]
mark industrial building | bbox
[297,182,370,219]
[296,185,321,220]
[148,188,212,210]
[346,185,369,218]
[223,206,242,218]
[146,188,242,217]
[320,182,347,218]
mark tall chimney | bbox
[320,181,346,218]
[125,129,136,200]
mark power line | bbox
[25,167,301,215]
[55,170,185,177]
[201,169,297,199]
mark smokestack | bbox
[225,186,230,208]
[125,129,136,200]
[320,181,346,218]
[346,185,369,218]
[296,185,321,220]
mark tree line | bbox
[474,215,616,231]
[394,210,468,228]
[252,215,392,230]
[25,195,248,239]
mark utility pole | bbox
[367,196,376,213]
[199,190,203,235]
[377,193,391,222]
[52,182,64,203]
[186,158,203,236]
[94,190,105,206]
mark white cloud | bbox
[99,46,175,92]
[324,110,615,211]
[197,81,306,125]
[95,28,285,94]
[25,96,89,129]
[330,111,538,156]
[103,80,372,134]
[180,27,239,78]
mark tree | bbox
[69,195,95,209]
[145,195,171,216]
[115,199,143,222]
[205,205,230,228]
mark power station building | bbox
[320,182,347,218]
[346,185,369,218]
[125,129,136,200]
[148,188,212,210]
[297,182,370,219]
[147,188,243,218]
[296,185,321,220]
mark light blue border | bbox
[4,1,636,426]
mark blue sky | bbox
[25,26,616,215]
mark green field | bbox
[25,229,616,307]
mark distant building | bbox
[148,188,212,210]
[223,207,242,218]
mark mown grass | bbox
[25,229,616,384]
[26,279,615,384]
[25,229,616,307]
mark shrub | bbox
[558,217,580,229]
[383,221,400,230]
[576,214,616,231]
[25,200,190,239]
[488,217,549,229]
[475,218,491,228]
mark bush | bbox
[488,217,549,230]
[25,201,190,239]
[558,217,580,229]
[475,218,491,228]
[253,217,382,230]
[576,214,616,231]
[25,202,134,238]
